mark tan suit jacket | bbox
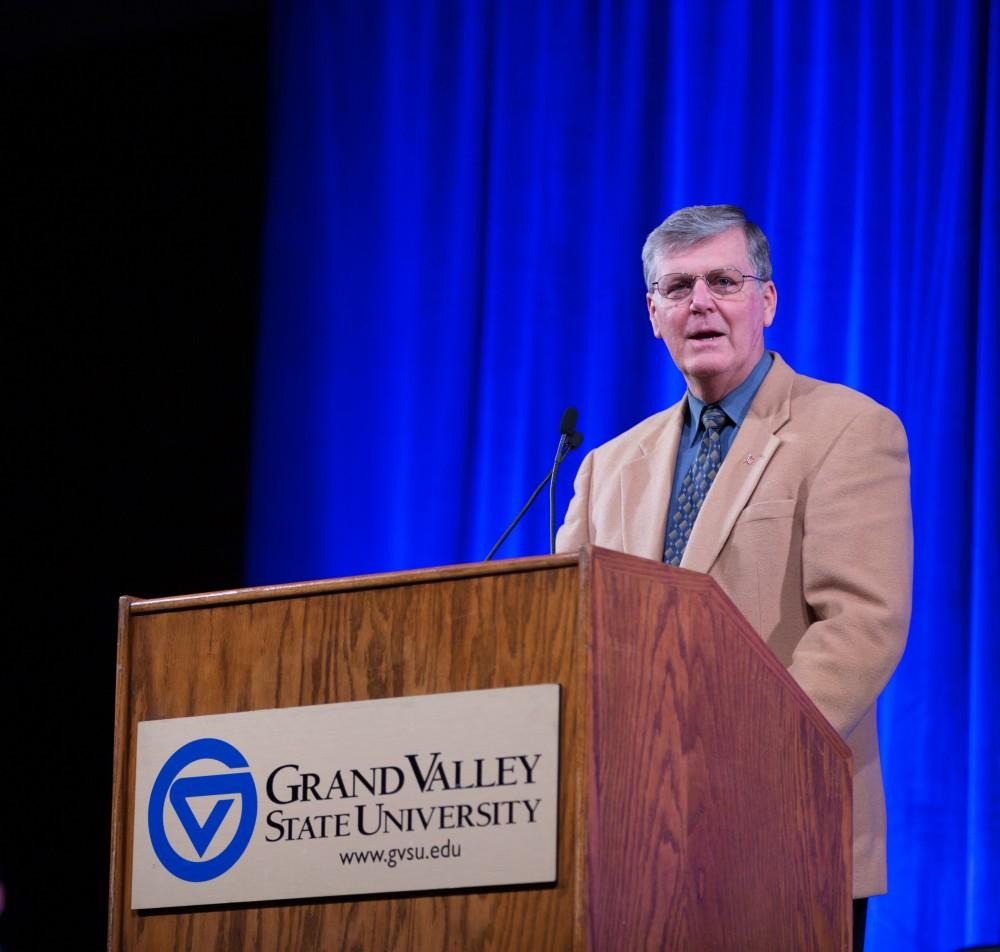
[555,352,912,897]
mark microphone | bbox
[484,407,584,561]
[549,408,582,553]
[559,406,578,438]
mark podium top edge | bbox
[125,552,583,615]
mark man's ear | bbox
[647,293,662,339]
[762,281,777,327]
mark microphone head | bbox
[559,406,578,436]
[568,431,584,450]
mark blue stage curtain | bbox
[249,2,999,948]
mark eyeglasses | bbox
[651,268,766,301]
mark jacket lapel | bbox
[620,400,685,560]
[680,354,794,574]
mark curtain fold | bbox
[250,2,999,947]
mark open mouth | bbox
[689,331,724,341]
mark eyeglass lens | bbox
[657,269,745,300]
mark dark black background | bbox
[2,3,269,946]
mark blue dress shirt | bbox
[664,351,774,555]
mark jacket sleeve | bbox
[788,406,913,738]
[554,450,595,553]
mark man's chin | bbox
[683,351,731,381]
[681,351,748,401]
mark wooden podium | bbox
[108,546,851,950]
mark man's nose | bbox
[689,275,714,310]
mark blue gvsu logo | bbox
[148,738,258,882]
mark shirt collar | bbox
[684,351,774,446]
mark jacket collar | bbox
[620,352,795,571]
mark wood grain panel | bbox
[110,559,585,951]
[585,548,851,951]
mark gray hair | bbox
[641,204,773,290]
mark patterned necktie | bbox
[663,404,728,566]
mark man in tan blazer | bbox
[556,206,912,943]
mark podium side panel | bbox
[585,549,851,952]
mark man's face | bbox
[646,226,777,402]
